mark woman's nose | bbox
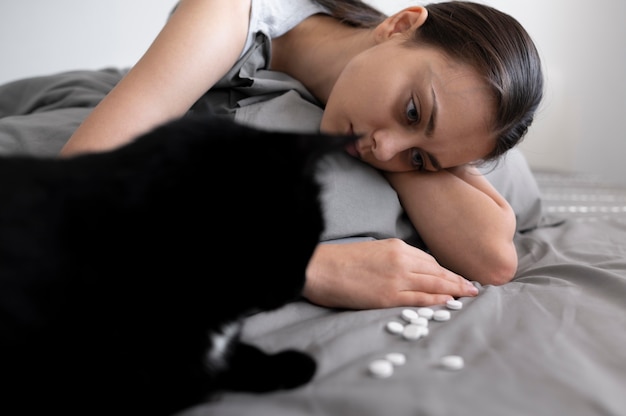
[370,129,410,162]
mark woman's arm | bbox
[59,0,251,156]
[385,165,518,286]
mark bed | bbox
[1,67,626,416]
[182,173,626,416]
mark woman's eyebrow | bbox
[425,87,437,138]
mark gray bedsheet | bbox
[179,217,626,416]
[2,69,625,416]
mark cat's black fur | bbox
[0,115,354,416]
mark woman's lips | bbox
[344,140,361,159]
[344,125,361,159]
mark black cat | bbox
[0,115,354,416]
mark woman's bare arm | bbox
[385,165,518,286]
[60,0,251,156]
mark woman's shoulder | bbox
[245,0,329,49]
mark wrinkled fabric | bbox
[179,219,626,416]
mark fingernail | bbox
[466,282,479,295]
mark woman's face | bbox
[321,39,497,173]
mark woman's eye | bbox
[411,149,425,170]
[406,98,420,123]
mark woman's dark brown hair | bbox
[315,0,544,161]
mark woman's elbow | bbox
[478,243,518,286]
[482,210,518,285]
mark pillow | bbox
[314,151,417,243]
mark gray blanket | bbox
[1,69,625,416]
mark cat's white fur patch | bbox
[205,321,241,371]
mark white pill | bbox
[385,352,407,366]
[446,299,463,310]
[386,320,405,335]
[417,307,434,320]
[402,324,428,340]
[440,355,464,370]
[410,316,429,327]
[369,359,394,378]
[433,309,451,321]
[401,308,418,323]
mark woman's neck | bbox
[270,14,375,105]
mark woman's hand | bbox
[303,238,479,310]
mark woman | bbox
[59,0,543,309]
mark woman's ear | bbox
[373,6,428,42]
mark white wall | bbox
[0,0,177,83]
[2,0,625,185]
